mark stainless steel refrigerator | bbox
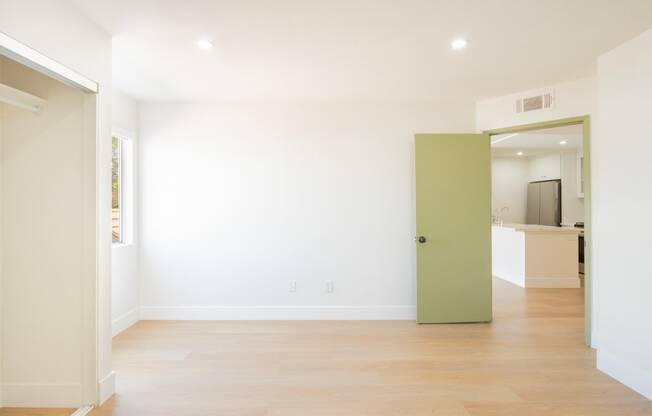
[526,180,561,226]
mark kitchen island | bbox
[492,223,582,288]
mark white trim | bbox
[0,31,98,93]
[71,406,95,416]
[80,93,99,405]
[1,383,82,407]
[98,371,115,405]
[525,276,580,288]
[112,307,140,337]
[140,305,417,320]
[492,273,525,288]
[494,275,581,288]
[111,242,134,249]
[111,135,135,245]
[112,126,136,141]
[597,349,652,400]
[112,136,125,244]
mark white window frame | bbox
[112,135,123,244]
[112,128,135,247]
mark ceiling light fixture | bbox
[196,39,214,50]
[560,140,568,145]
[517,151,524,156]
[451,38,468,51]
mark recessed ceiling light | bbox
[517,151,524,156]
[196,39,214,50]
[560,140,568,145]
[451,38,468,51]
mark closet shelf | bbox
[0,82,45,113]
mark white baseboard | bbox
[112,307,140,336]
[493,274,525,288]
[1,382,81,407]
[71,406,94,416]
[98,371,115,405]
[140,305,417,320]
[598,348,652,400]
[525,276,580,288]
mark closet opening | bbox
[1,39,99,412]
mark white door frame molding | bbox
[0,31,98,93]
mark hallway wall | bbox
[594,27,652,400]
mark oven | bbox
[576,222,584,274]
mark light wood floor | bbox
[91,278,652,415]
[0,410,73,416]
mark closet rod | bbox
[0,82,45,113]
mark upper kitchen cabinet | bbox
[529,153,561,182]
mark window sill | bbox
[112,242,134,249]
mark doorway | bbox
[486,116,592,345]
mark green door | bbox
[415,134,492,323]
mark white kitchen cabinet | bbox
[492,224,581,288]
[529,153,561,182]
[577,151,585,198]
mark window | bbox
[112,132,135,245]
[112,136,123,243]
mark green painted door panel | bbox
[415,134,492,323]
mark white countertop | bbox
[493,223,583,234]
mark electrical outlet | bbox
[326,280,334,293]
[289,281,297,293]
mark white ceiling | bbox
[67,0,652,101]
[492,124,583,157]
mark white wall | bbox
[476,77,596,131]
[139,101,475,319]
[594,28,652,400]
[111,90,139,336]
[0,0,113,406]
[491,157,529,223]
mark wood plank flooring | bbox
[91,278,652,415]
[0,410,74,416]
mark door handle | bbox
[417,236,427,244]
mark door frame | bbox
[0,31,98,92]
[483,115,592,346]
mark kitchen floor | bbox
[91,279,652,416]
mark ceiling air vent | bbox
[515,90,554,113]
